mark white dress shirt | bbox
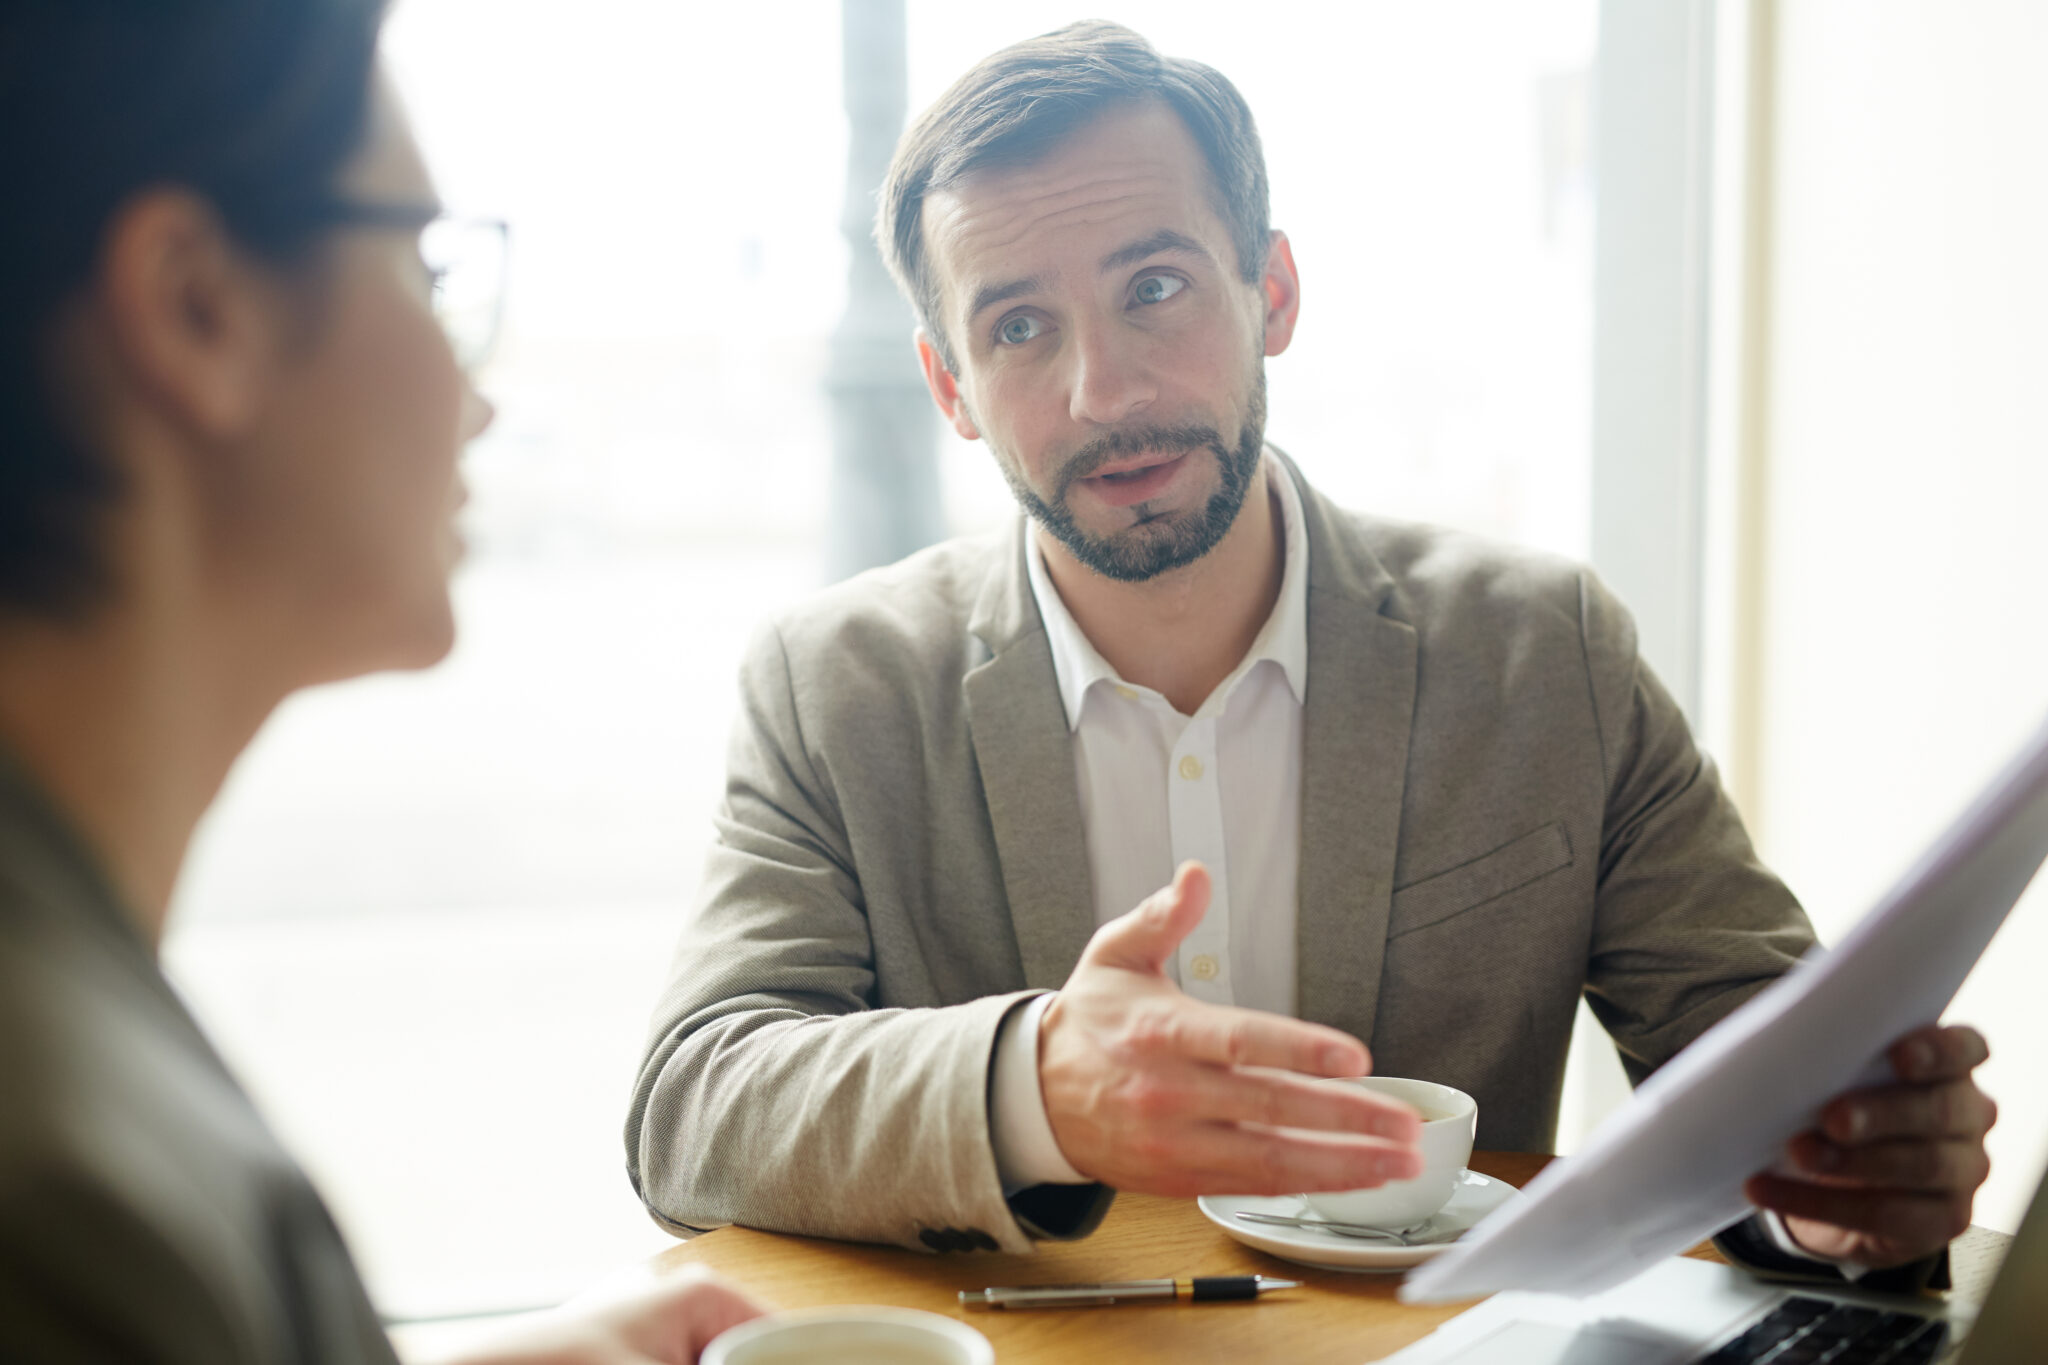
[989,454,1310,1190]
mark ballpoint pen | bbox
[959,1276,1301,1309]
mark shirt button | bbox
[1115,685,1139,701]
[1178,754,1204,781]
[1190,953,1220,982]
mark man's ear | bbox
[94,188,282,441]
[914,328,981,441]
[1258,229,1302,359]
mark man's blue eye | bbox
[998,315,1042,345]
[1133,274,1185,305]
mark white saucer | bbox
[1197,1169,1523,1273]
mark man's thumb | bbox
[1083,861,1211,974]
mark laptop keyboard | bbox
[1701,1295,1950,1364]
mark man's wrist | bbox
[988,992,1090,1192]
[1719,1212,1952,1294]
[1714,1214,1853,1285]
[1756,1210,1870,1279]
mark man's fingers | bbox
[1787,1132,1992,1193]
[1080,861,1212,974]
[1819,1078,1998,1145]
[1888,1023,1990,1083]
[1129,997,1370,1077]
[1144,1123,1422,1199]
[1745,1174,1971,1248]
[1136,1063,1422,1142]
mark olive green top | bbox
[0,745,397,1362]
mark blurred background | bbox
[159,0,2048,1325]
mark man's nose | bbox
[1066,320,1156,427]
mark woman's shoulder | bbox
[0,895,395,1363]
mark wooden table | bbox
[653,1153,1642,1363]
[655,1153,2016,1363]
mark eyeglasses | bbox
[420,215,510,373]
[312,201,510,373]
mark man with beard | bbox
[626,22,1993,1283]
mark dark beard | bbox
[998,368,1267,583]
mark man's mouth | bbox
[1090,451,1183,481]
[1079,451,1190,507]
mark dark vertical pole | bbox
[826,0,943,581]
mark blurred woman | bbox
[0,1,763,1359]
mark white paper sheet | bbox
[1401,712,2048,1303]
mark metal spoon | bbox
[1233,1210,1444,1243]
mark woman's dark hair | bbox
[0,0,387,615]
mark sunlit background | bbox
[159,0,2048,1326]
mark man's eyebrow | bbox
[966,274,1046,325]
[1100,229,1210,274]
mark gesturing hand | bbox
[1038,861,1423,1199]
[1745,1023,1996,1271]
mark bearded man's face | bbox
[917,101,1281,581]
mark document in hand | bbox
[1402,713,2048,1304]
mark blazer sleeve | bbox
[1575,571,1819,1080]
[623,622,1059,1254]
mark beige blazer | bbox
[625,457,1815,1255]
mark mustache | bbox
[1052,423,1229,500]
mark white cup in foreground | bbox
[701,1305,995,1365]
[1301,1076,1477,1230]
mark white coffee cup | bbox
[700,1305,995,1365]
[1300,1076,1477,1230]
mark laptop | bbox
[1383,1161,2047,1363]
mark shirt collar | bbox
[1026,451,1311,731]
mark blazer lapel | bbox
[964,522,1098,990]
[1289,462,1418,1046]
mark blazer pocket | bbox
[1387,822,1575,939]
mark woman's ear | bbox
[93,188,286,440]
